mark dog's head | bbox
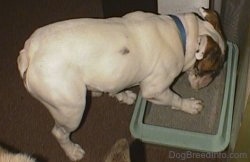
[188,8,226,90]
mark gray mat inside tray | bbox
[144,65,227,134]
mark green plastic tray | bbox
[130,42,238,152]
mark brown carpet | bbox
[0,1,225,162]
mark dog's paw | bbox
[65,143,85,161]
[180,98,203,114]
[91,91,103,97]
[114,90,137,105]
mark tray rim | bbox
[130,42,239,152]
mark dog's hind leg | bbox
[23,61,87,160]
[41,87,87,161]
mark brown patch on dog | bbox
[194,36,224,77]
[201,8,224,39]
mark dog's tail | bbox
[17,38,37,88]
[17,38,36,81]
[17,48,29,79]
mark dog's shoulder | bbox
[123,11,158,22]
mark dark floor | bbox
[0,1,225,162]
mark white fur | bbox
[0,146,36,162]
[195,35,208,60]
[199,8,208,18]
[110,90,137,105]
[17,9,224,161]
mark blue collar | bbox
[169,15,186,54]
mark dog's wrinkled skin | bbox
[17,8,225,161]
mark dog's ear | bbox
[194,36,224,77]
[199,8,223,38]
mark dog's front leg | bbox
[142,88,203,114]
[109,90,137,105]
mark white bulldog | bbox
[17,8,225,161]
